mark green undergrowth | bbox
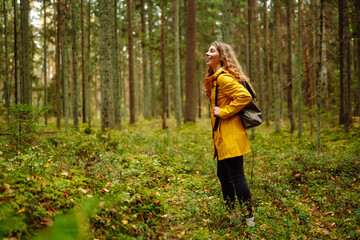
[0,118,359,239]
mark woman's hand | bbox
[212,107,220,117]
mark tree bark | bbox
[297,0,303,137]
[20,0,31,105]
[71,0,79,129]
[356,0,360,117]
[339,0,345,124]
[300,1,312,106]
[99,0,115,130]
[81,0,86,123]
[148,0,156,118]
[4,0,10,109]
[141,0,150,119]
[184,0,197,122]
[55,0,62,128]
[286,0,295,132]
[161,6,167,129]
[127,0,135,124]
[13,0,18,104]
[317,0,324,153]
[87,0,91,127]
[63,0,69,132]
[273,0,281,133]
[173,0,182,126]
[255,0,263,115]
[112,0,121,128]
[43,0,48,124]
[263,0,270,125]
[222,0,232,44]
[344,0,350,132]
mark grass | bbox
[0,117,359,239]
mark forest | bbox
[0,0,359,239]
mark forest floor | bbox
[0,117,359,239]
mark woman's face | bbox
[205,45,221,69]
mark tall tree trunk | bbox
[86,0,91,127]
[339,0,345,124]
[173,0,182,126]
[43,0,47,125]
[112,0,121,128]
[184,0,197,122]
[255,0,263,115]
[317,0,324,153]
[63,0,69,132]
[4,0,10,109]
[263,0,270,125]
[344,0,350,132]
[99,0,115,130]
[161,6,167,129]
[127,0,135,124]
[222,0,232,44]
[273,0,281,133]
[141,0,150,119]
[297,0,303,137]
[286,0,295,132]
[13,0,18,104]
[81,0,86,123]
[55,0,62,128]
[356,0,360,117]
[148,0,156,118]
[71,0,79,129]
[20,0,30,105]
[61,0,66,128]
[300,1,312,106]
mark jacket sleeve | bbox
[218,75,252,119]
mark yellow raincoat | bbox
[203,68,252,160]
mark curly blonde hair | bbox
[205,41,251,86]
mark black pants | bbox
[217,156,252,216]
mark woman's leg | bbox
[217,159,236,210]
[223,156,252,216]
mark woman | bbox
[203,41,255,227]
